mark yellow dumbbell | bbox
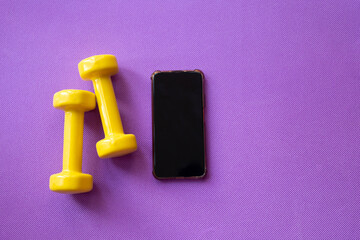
[49,89,96,194]
[78,55,137,158]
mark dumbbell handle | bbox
[92,76,124,137]
[62,111,84,172]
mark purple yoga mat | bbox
[0,1,359,239]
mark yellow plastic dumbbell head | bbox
[78,55,137,159]
[78,54,119,80]
[96,134,137,158]
[50,89,95,194]
[49,172,93,194]
[53,89,96,111]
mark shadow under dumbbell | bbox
[72,184,107,213]
[84,104,103,137]
[83,104,103,180]
[110,154,135,170]
[112,68,134,105]
[73,108,108,213]
[72,183,111,218]
[111,69,149,175]
[110,148,148,177]
[112,68,139,129]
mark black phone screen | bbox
[152,70,206,179]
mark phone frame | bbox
[151,69,206,179]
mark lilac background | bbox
[1,1,360,239]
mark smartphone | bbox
[151,70,206,179]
